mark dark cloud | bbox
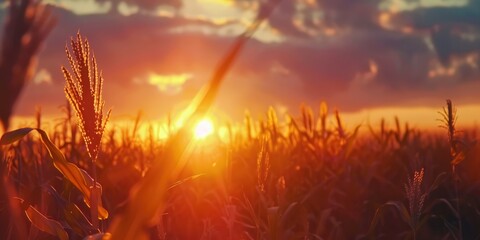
[256,0,479,69]
[247,0,480,97]
[266,1,309,37]
[390,1,480,66]
[316,0,382,29]
[408,5,480,29]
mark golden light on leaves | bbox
[194,118,214,139]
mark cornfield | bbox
[2,95,480,239]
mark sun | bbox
[194,119,214,139]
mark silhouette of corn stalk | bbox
[405,168,426,239]
[439,99,464,240]
[369,168,428,240]
[62,32,111,229]
[257,138,270,193]
[0,0,55,132]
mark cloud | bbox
[33,69,53,85]
[381,2,480,66]
[1,2,479,120]
[144,72,192,95]
[94,0,182,14]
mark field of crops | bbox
[1,0,480,239]
[2,96,480,240]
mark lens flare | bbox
[194,119,214,139]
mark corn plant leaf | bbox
[0,127,35,145]
[65,201,98,235]
[368,125,381,144]
[167,173,206,191]
[428,172,447,194]
[344,125,361,159]
[36,128,108,219]
[25,204,69,240]
[368,201,412,235]
[432,214,459,238]
[316,208,333,236]
[267,206,279,239]
[451,151,465,166]
[279,201,299,227]
[45,185,98,236]
[432,198,460,218]
[384,201,411,227]
[1,128,108,219]
[83,233,112,240]
[367,207,383,236]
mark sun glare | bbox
[194,119,214,139]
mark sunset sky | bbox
[2,0,480,128]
